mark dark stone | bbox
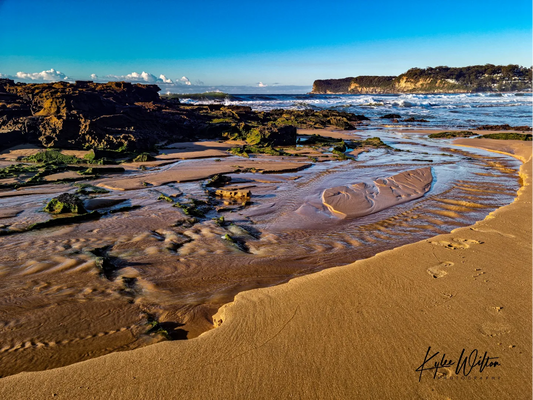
[380,114,402,119]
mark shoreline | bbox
[0,139,530,398]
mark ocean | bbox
[180,92,533,128]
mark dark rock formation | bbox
[44,193,87,214]
[0,80,371,152]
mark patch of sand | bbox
[156,141,236,160]
[0,207,22,219]
[0,144,42,160]
[42,171,87,182]
[97,157,312,190]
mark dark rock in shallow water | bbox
[84,198,127,211]
[380,114,402,119]
[44,193,87,214]
[403,117,429,123]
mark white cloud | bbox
[14,68,69,82]
[159,74,173,84]
[124,71,159,83]
[95,71,178,85]
[257,82,268,87]
[180,76,192,86]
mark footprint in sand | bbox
[427,261,454,278]
[429,238,483,250]
[480,322,511,337]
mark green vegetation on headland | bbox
[428,131,477,139]
[312,64,532,94]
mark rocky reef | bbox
[312,64,532,94]
[0,79,369,152]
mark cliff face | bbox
[313,76,463,94]
[312,64,532,94]
[312,77,355,94]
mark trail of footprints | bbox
[429,237,483,250]
[0,326,136,354]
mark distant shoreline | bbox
[312,64,532,94]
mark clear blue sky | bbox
[0,0,531,91]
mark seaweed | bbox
[173,201,206,218]
[132,153,156,162]
[205,174,231,188]
[74,183,110,194]
[229,147,250,158]
[158,194,175,203]
[0,163,40,179]
[23,150,83,164]
[428,131,476,139]
[360,137,391,148]
[213,216,226,226]
[221,233,249,252]
[478,132,532,141]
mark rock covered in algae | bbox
[44,193,87,214]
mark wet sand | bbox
[0,133,530,398]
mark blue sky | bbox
[0,0,531,92]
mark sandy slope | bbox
[0,139,530,399]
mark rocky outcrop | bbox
[0,79,181,151]
[312,64,532,94]
[0,80,371,152]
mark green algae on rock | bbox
[478,132,532,141]
[428,131,477,139]
[44,193,87,214]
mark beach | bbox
[0,130,530,399]
[0,139,533,399]
[0,0,531,395]
[0,76,531,399]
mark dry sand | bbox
[0,139,530,399]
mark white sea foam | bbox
[182,92,532,128]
